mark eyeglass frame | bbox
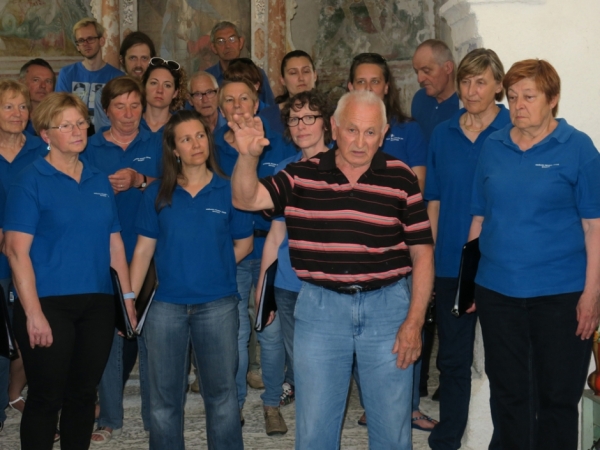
[48,119,91,133]
[190,89,218,101]
[286,115,323,127]
[214,36,240,46]
[149,57,181,72]
[75,36,100,46]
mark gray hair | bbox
[416,39,454,66]
[210,21,241,43]
[188,71,218,91]
[333,90,387,130]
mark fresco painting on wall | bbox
[0,0,91,56]
[315,0,428,65]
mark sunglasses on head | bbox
[149,57,181,72]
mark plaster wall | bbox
[454,0,600,146]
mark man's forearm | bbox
[231,153,262,210]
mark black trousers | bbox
[14,293,115,450]
[476,285,591,450]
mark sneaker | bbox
[264,406,287,436]
[247,370,265,389]
[279,382,295,406]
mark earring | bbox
[177,156,181,163]
[47,143,51,151]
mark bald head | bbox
[412,40,456,102]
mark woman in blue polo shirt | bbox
[425,48,509,450]
[0,80,48,427]
[347,52,432,430]
[141,57,187,134]
[129,110,252,449]
[84,76,162,443]
[215,78,295,434]
[4,92,135,449]
[469,59,600,450]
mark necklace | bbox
[110,128,138,146]
[461,118,487,133]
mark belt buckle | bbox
[345,284,363,294]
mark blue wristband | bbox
[123,292,135,300]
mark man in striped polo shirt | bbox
[230,90,434,450]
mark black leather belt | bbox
[253,229,269,238]
[327,284,383,295]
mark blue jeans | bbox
[0,278,11,423]
[236,259,285,407]
[145,297,242,450]
[97,330,151,430]
[294,279,413,450]
[274,287,298,386]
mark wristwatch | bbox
[138,174,147,189]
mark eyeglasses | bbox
[287,115,323,127]
[149,57,181,71]
[75,36,100,46]
[49,119,90,133]
[214,36,239,46]
[190,89,218,100]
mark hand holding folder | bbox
[255,260,278,332]
[451,238,481,318]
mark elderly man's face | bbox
[412,46,453,100]
[211,27,244,63]
[331,100,388,170]
[190,76,219,118]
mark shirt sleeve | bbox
[3,175,39,236]
[423,130,441,202]
[574,134,600,219]
[259,168,295,218]
[401,169,434,246]
[404,121,427,167]
[229,206,254,240]
[135,187,160,239]
[470,146,488,217]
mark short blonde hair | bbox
[456,48,505,102]
[218,78,258,108]
[0,80,30,111]
[73,17,105,40]
[31,92,88,134]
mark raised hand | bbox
[229,112,270,158]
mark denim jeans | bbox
[0,278,11,423]
[145,297,243,450]
[97,330,151,431]
[476,285,591,450]
[236,259,285,407]
[294,279,413,450]
[274,287,298,386]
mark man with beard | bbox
[19,58,55,135]
[56,18,123,121]
[94,31,157,130]
[411,39,458,142]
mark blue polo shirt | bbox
[4,158,120,298]
[258,104,284,136]
[0,133,47,278]
[471,119,600,298]
[140,117,166,135]
[381,119,427,167]
[206,62,275,106]
[411,89,459,143]
[272,152,304,292]
[136,176,253,304]
[82,127,163,260]
[213,121,296,260]
[425,105,510,277]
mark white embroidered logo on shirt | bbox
[535,164,559,169]
[93,192,109,198]
[206,208,226,215]
[262,162,278,168]
[132,156,152,162]
[386,134,403,142]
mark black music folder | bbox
[451,238,481,317]
[134,259,158,335]
[110,268,135,339]
[255,260,278,332]
[0,287,17,360]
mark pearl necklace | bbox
[110,128,138,146]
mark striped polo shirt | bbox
[260,148,433,290]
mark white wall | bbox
[470,0,600,147]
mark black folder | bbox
[0,288,17,360]
[451,238,481,317]
[254,260,278,332]
[134,259,158,335]
[110,268,136,339]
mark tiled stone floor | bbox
[0,342,439,450]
